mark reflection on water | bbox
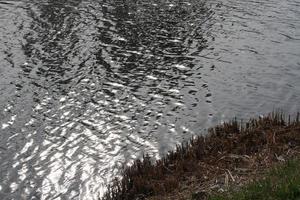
[0,0,300,199]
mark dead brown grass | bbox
[101,112,300,200]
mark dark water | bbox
[0,0,299,199]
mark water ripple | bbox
[0,0,300,199]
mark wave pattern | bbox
[0,0,299,199]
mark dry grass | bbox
[101,112,300,200]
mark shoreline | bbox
[102,112,300,200]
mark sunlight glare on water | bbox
[0,0,299,199]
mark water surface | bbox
[0,0,300,199]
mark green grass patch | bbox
[209,159,300,200]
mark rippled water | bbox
[0,0,299,199]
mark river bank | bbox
[1,0,300,199]
[102,112,300,200]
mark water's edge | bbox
[0,0,300,199]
